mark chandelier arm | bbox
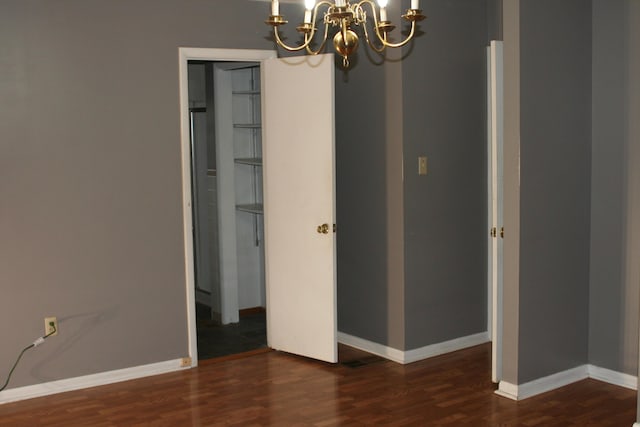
[362,26,387,53]
[303,1,330,55]
[354,0,377,17]
[355,0,419,49]
[305,22,330,55]
[361,14,387,53]
[315,0,334,9]
[273,26,315,52]
[374,21,417,49]
[354,0,386,53]
[272,1,332,54]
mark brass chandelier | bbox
[265,0,426,67]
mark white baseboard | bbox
[337,331,490,365]
[403,332,490,364]
[495,380,518,400]
[497,365,589,401]
[496,364,638,401]
[588,365,638,390]
[0,358,189,405]
[337,332,406,363]
[632,423,640,427]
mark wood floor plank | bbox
[0,344,636,426]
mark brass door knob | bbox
[317,223,329,234]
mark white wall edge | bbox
[588,365,638,390]
[0,358,188,405]
[337,331,490,365]
[632,423,640,427]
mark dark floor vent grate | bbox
[341,356,385,368]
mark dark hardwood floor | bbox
[0,343,636,426]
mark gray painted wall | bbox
[500,0,521,385]
[335,6,400,348]
[0,0,275,389]
[402,0,489,349]
[590,0,640,377]
[517,0,592,383]
[3,0,492,391]
[6,0,637,401]
[628,1,640,420]
[336,0,493,350]
[502,0,640,388]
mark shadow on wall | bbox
[30,307,120,381]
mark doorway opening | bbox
[180,49,338,367]
[187,59,267,361]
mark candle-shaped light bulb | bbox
[272,0,280,15]
[411,0,419,10]
[378,0,388,21]
[335,0,346,6]
[304,0,314,23]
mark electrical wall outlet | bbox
[44,317,58,336]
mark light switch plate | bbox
[418,156,428,175]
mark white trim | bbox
[179,48,277,62]
[495,364,640,401]
[520,365,588,399]
[632,423,640,427]
[0,359,188,405]
[178,48,277,369]
[495,381,519,400]
[496,365,588,401]
[403,332,490,364]
[488,39,504,385]
[337,331,490,365]
[178,48,199,367]
[588,365,638,390]
[337,332,406,363]
[486,42,494,359]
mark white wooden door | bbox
[487,40,504,383]
[262,54,337,363]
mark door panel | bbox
[262,54,337,363]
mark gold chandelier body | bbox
[265,1,426,68]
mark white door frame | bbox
[487,40,504,383]
[178,48,277,367]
